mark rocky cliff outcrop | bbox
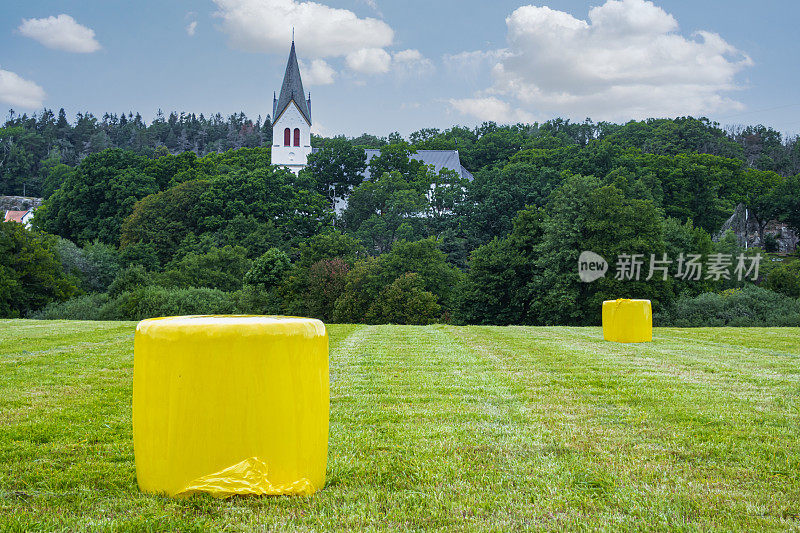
[716,203,798,253]
[0,196,43,212]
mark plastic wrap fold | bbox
[602,299,652,343]
[133,315,329,498]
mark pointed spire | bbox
[274,40,311,124]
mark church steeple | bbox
[274,40,311,125]
[271,39,313,173]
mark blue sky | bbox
[2,0,799,139]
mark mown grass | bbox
[0,320,798,531]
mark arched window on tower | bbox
[284,128,291,146]
[294,128,300,147]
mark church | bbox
[270,41,473,182]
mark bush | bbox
[113,286,237,320]
[244,247,291,289]
[233,285,283,315]
[160,246,251,292]
[370,273,441,325]
[656,285,800,326]
[763,259,800,298]
[763,233,779,253]
[332,238,462,323]
[30,286,237,321]
[56,239,120,293]
[29,293,111,320]
[305,258,349,321]
[108,265,152,297]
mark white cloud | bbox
[311,120,331,136]
[18,14,101,53]
[360,0,383,17]
[392,49,434,77]
[186,21,198,36]
[212,0,393,60]
[449,97,534,124]
[300,59,336,85]
[345,48,391,74]
[449,0,752,122]
[393,49,422,63]
[444,49,510,71]
[0,68,46,108]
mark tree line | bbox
[2,112,799,324]
[3,109,800,199]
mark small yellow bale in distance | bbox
[602,299,652,343]
[133,315,329,498]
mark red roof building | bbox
[4,209,34,227]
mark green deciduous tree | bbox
[36,149,156,246]
[773,174,800,236]
[371,273,441,325]
[120,166,330,267]
[333,238,461,323]
[455,208,545,325]
[343,171,427,253]
[303,137,366,210]
[56,238,120,293]
[304,258,349,321]
[738,169,785,245]
[296,229,366,269]
[0,222,80,317]
[120,179,209,265]
[764,260,800,298]
[244,248,291,289]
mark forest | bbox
[2,108,799,325]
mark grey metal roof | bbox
[275,41,311,124]
[363,149,473,181]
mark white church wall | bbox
[271,101,311,173]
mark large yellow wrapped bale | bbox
[133,315,329,498]
[602,299,652,343]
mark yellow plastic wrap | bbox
[602,299,652,343]
[133,315,329,498]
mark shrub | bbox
[332,238,462,323]
[30,286,237,321]
[763,233,779,253]
[656,285,800,326]
[244,248,291,289]
[369,273,441,325]
[763,259,800,298]
[56,239,120,293]
[113,286,236,321]
[29,293,111,320]
[108,265,152,297]
[233,285,283,315]
[159,246,251,292]
[304,258,349,321]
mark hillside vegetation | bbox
[1,320,798,530]
[2,114,800,324]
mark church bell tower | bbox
[271,40,312,173]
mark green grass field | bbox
[1,320,798,531]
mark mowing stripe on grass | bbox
[446,325,800,529]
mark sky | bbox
[1,0,799,139]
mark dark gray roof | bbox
[275,41,311,124]
[363,149,473,181]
